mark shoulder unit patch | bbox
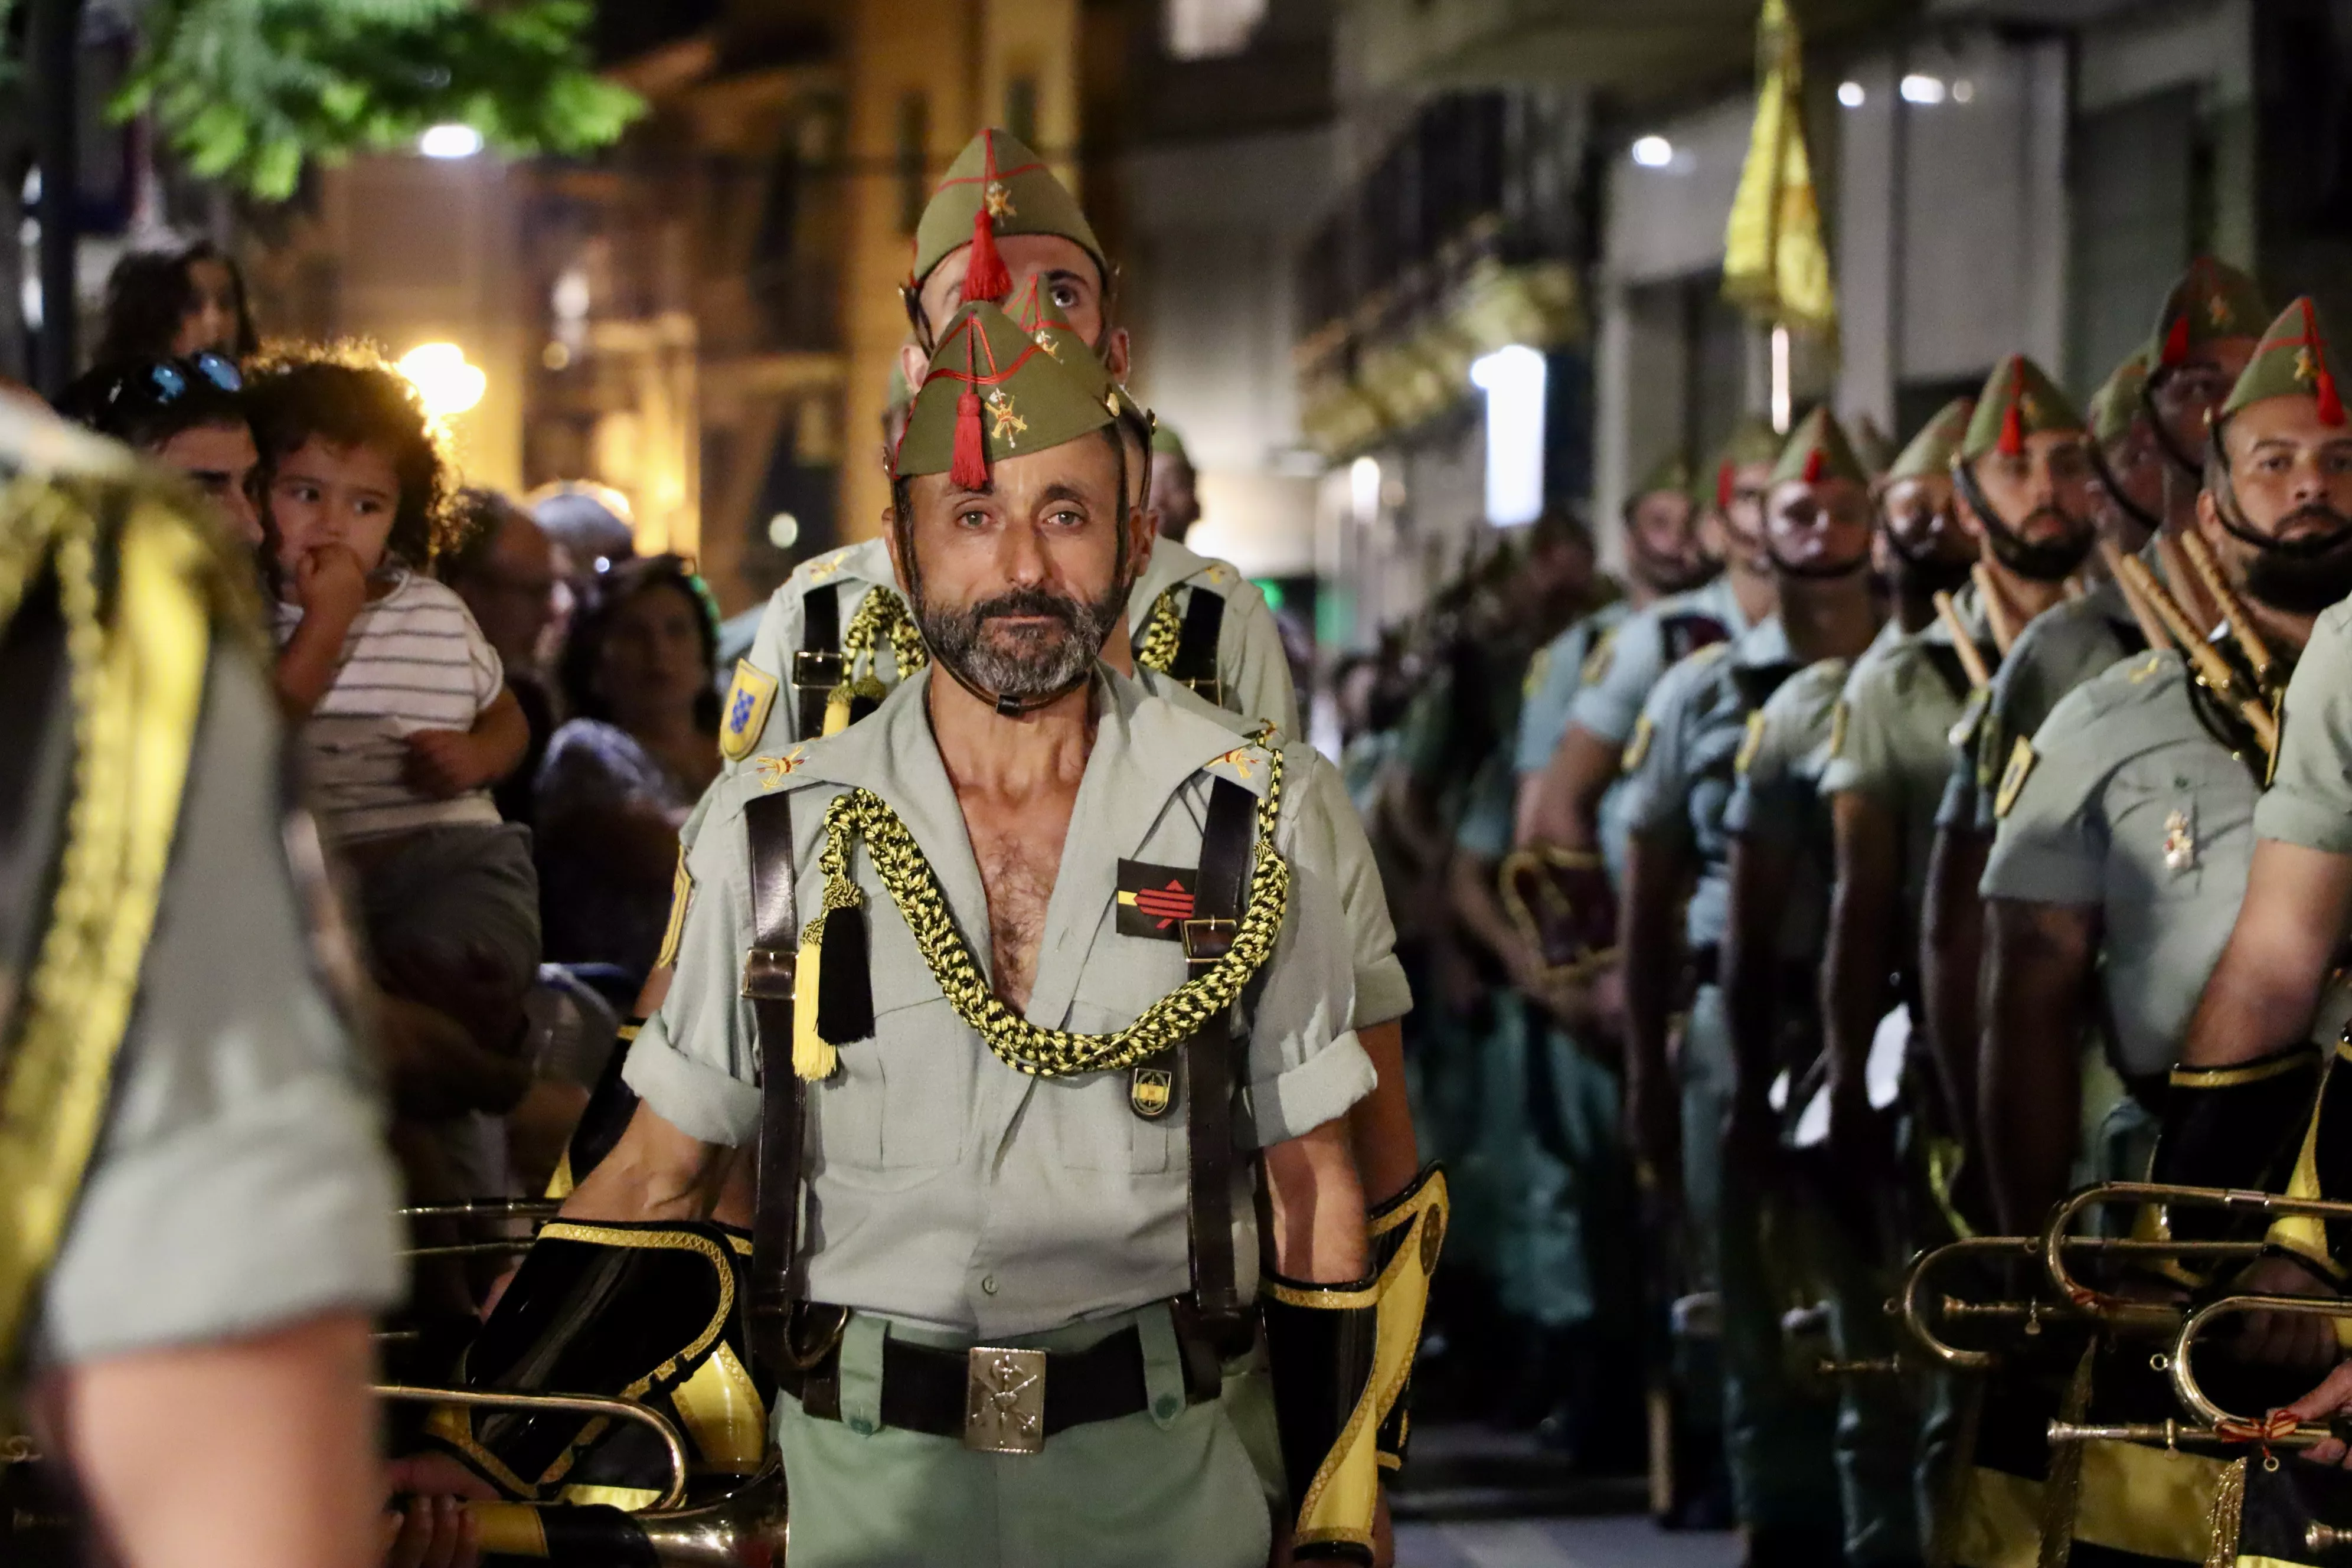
[1734,710,1768,777]
[1994,736,2038,819]
[1622,714,1656,773]
[720,658,780,762]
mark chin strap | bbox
[1951,455,2090,583]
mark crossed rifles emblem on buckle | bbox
[964,1347,1047,1454]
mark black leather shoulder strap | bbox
[1171,587,1226,700]
[794,584,844,739]
[1660,611,1730,665]
[741,790,805,1374]
[1184,775,1256,1348]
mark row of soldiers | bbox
[1373,251,2352,1568]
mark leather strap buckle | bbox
[792,649,844,690]
[741,945,796,1000]
[1181,917,1237,966]
[963,1346,1047,1454]
[1183,674,1224,707]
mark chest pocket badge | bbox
[1117,860,1197,940]
[2163,807,2197,871]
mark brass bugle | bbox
[375,1385,690,1511]
[2168,1294,2352,1443]
[400,1200,563,1223]
[2044,1417,2336,1451]
[460,1459,788,1566]
[2040,1182,2338,1332]
[1896,1233,2045,1371]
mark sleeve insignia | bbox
[720,658,780,762]
[1209,744,1265,782]
[1582,628,1619,685]
[652,850,694,969]
[1523,646,1551,698]
[1622,714,1655,773]
[1828,699,1850,760]
[1994,736,2038,819]
[1734,710,1768,777]
[755,747,809,789]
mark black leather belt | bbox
[778,1316,1216,1453]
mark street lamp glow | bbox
[1470,345,1547,528]
[397,342,487,419]
[1899,74,1946,105]
[419,123,484,160]
[1838,81,1865,109]
[1630,135,1674,168]
[1348,456,1381,525]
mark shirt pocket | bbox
[1048,951,1190,1174]
[814,992,974,1173]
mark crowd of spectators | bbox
[63,240,705,1332]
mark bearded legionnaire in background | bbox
[0,401,401,1567]
[2088,352,2164,557]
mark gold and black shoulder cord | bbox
[0,469,254,1384]
[1136,582,1227,703]
[822,587,928,736]
[787,743,1291,1082]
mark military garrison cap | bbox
[2222,297,2348,427]
[1628,450,1690,499]
[2086,353,2148,447]
[1151,422,1190,460]
[912,129,1108,296]
[1962,355,2084,461]
[1768,406,1868,488]
[897,301,1117,484]
[1886,397,1972,484]
[1850,416,1896,478]
[2144,257,2268,374]
[1708,414,1784,508]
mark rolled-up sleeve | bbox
[2257,605,2352,853]
[622,786,769,1145]
[1237,798,1374,1149]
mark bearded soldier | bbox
[1916,358,2108,1180]
[0,400,400,1565]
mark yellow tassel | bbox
[792,918,837,1080]
[822,683,854,737]
[2201,1458,2245,1568]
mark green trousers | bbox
[772,1306,1273,1568]
[1686,985,1844,1537]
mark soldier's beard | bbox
[917,582,1126,702]
[1982,508,2094,583]
[2243,504,2352,614]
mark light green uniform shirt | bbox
[1515,599,1634,775]
[1567,573,1753,747]
[734,537,903,760]
[1724,652,1855,960]
[1620,616,1797,954]
[1940,578,2147,832]
[2259,599,2352,852]
[37,649,403,1364]
[625,668,1373,1338]
[1822,604,1985,914]
[1979,648,2262,1077]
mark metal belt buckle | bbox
[963,1345,1047,1455]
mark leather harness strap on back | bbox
[793,584,844,740]
[1182,775,1256,1354]
[1169,589,1226,703]
[741,791,806,1375]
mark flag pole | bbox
[1770,324,1792,434]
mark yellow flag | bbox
[1722,0,1837,337]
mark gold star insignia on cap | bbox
[2019,393,2043,424]
[986,388,1027,444]
[984,181,1015,218]
[2297,348,2318,386]
[2209,295,2232,326]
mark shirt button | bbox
[981,1275,999,1296]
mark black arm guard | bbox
[1264,1165,1449,1562]
[2148,1044,2322,1247]
[427,1219,768,1502]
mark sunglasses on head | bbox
[99,351,242,411]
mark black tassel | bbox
[815,906,875,1044]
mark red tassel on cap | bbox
[1802,447,1825,484]
[1717,462,1734,511]
[2162,312,2191,368]
[952,389,990,489]
[963,205,1011,303]
[2320,365,2346,428]
[1998,398,2024,456]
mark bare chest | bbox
[965,803,1076,1013]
